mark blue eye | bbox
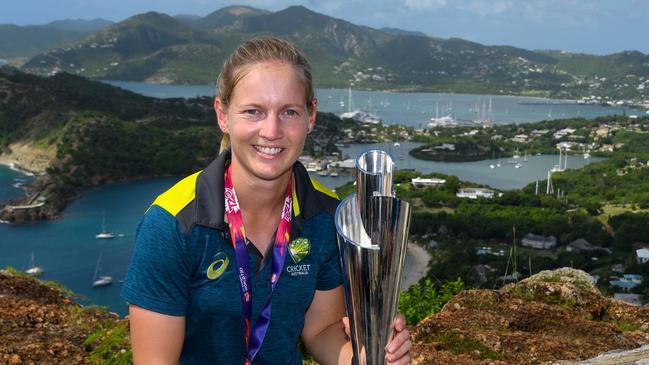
[284,109,299,117]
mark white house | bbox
[636,248,649,264]
[521,233,557,249]
[456,188,494,199]
[411,177,446,188]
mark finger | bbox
[386,337,412,362]
[387,353,411,365]
[387,329,411,353]
[393,315,406,332]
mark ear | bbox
[214,97,229,133]
[307,98,318,133]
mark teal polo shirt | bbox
[121,150,342,364]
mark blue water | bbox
[0,165,33,203]
[0,177,181,316]
[104,81,637,126]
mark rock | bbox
[0,271,128,364]
[410,267,649,364]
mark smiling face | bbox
[216,61,316,184]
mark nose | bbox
[259,113,283,141]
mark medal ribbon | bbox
[224,165,293,364]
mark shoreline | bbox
[0,162,36,177]
[402,242,431,289]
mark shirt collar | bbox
[194,149,327,232]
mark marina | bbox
[103,81,637,126]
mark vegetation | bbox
[84,320,132,365]
[399,278,464,325]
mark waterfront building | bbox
[411,177,446,188]
[521,233,557,249]
[456,188,494,199]
[610,274,643,292]
[566,238,612,254]
[636,248,649,264]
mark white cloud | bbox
[457,0,513,16]
[404,0,447,10]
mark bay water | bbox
[104,81,639,126]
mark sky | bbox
[2,0,647,55]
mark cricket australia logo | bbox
[288,238,310,264]
[224,187,239,214]
[286,238,311,277]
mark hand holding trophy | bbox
[335,150,412,365]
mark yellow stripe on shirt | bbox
[151,171,201,216]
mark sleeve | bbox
[121,205,191,316]
[315,220,343,291]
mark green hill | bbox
[193,5,270,29]
[0,20,112,59]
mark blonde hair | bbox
[217,37,314,153]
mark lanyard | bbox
[224,165,293,364]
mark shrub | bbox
[399,278,464,325]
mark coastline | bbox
[401,242,431,289]
[0,162,36,177]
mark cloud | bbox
[457,0,513,17]
[404,0,447,10]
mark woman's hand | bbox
[342,314,412,364]
[385,314,411,365]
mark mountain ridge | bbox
[13,5,649,100]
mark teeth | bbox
[255,146,283,155]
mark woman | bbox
[122,37,411,364]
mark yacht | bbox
[515,163,523,169]
[340,110,382,124]
[96,211,115,239]
[427,115,457,128]
[25,252,44,276]
[92,254,112,288]
[330,171,339,177]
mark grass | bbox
[598,204,649,224]
[614,320,641,332]
[435,331,504,360]
[84,321,132,365]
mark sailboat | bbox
[95,211,115,239]
[25,252,44,276]
[92,254,112,288]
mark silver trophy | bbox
[335,150,412,365]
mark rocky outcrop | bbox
[410,268,649,364]
[0,270,130,364]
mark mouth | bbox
[254,145,284,156]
